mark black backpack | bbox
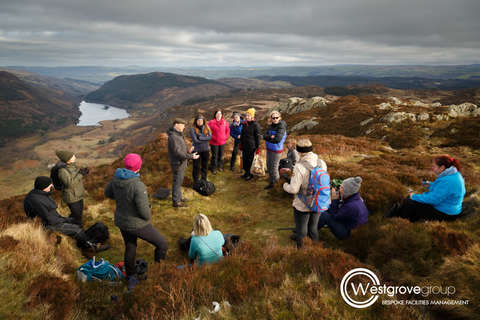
[50,162,71,190]
[192,179,216,196]
[279,158,294,172]
[84,222,110,244]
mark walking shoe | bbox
[245,175,254,181]
[94,244,111,253]
[290,234,297,241]
[173,202,188,208]
[181,198,189,202]
[240,173,248,178]
[264,183,274,190]
[218,167,223,172]
[230,166,234,172]
[212,169,217,175]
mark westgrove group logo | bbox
[340,268,465,308]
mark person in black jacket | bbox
[239,108,261,181]
[24,176,109,252]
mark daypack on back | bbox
[297,161,330,212]
[50,162,71,190]
[193,179,216,196]
[84,222,110,244]
[76,257,125,283]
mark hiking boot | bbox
[181,198,189,203]
[290,234,297,241]
[230,166,234,172]
[94,244,110,253]
[218,167,223,172]
[264,183,274,190]
[240,173,248,178]
[245,175,254,181]
[173,202,188,208]
[212,169,217,175]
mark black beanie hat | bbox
[35,176,52,190]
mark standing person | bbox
[384,156,466,222]
[263,111,287,190]
[189,114,212,181]
[55,150,88,229]
[208,109,230,175]
[104,154,168,279]
[24,176,110,252]
[229,111,243,172]
[239,108,261,181]
[167,118,199,208]
[283,139,321,248]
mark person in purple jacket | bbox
[318,176,369,240]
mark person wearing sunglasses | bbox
[263,111,287,190]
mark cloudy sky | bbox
[1,0,479,67]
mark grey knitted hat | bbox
[343,177,362,196]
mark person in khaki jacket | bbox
[56,150,88,229]
[283,139,326,248]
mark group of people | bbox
[23,107,467,282]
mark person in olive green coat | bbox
[104,153,168,278]
[56,150,88,228]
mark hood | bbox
[115,168,140,180]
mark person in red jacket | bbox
[208,109,230,175]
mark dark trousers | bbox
[242,147,255,176]
[293,207,320,248]
[47,218,95,249]
[398,197,458,222]
[120,224,168,277]
[230,141,240,169]
[317,211,350,240]
[192,150,209,181]
[172,169,186,204]
[210,144,225,170]
[67,199,84,228]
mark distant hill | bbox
[84,72,232,112]
[0,71,81,146]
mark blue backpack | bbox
[76,257,125,283]
[297,161,330,212]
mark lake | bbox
[77,101,130,126]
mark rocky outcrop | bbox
[447,103,480,118]
[290,118,319,131]
[360,118,374,126]
[263,96,329,118]
[417,113,430,121]
[381,112,417,123]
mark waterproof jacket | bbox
[412,167,465,215]
[24,188,64,226]
[188,230,225,266]
[263,120,287,153]
[329,192,369,233]
[104,168,151,232]
[283,152,318,212]
[190,126,212,153]
[208,118,230,146]
[229,120,243,143]
[57,161,86,204]
[240,119,261,150]
[286,148,300,165]
[167,127,195,171]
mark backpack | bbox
[50,162,71,190]
[279,158,294,173]
[84,222,110,244]
[76,257,125,283]
[297,161,330,212]
[193,179,216,196]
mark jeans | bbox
[47,219,95,249]
[67,199,84,228]
[120,224,168,277]
[266,151,282,185]
[172,169,186,204]
[317,211,350,240]
[293,207,320,248]
[210,144,225,170]
[192,150,209,181]
[398,196,458,222]
[230,141,240,169]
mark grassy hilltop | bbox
[1,92,480,319]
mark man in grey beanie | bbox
[317,176,369,240]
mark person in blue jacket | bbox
[229,111,243,171]
[188,214,224,266]
[263,111,287,190]
[385,155,466,222]
[190,114,212,181]
[317,176,369,240]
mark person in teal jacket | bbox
[385,155,465,222]
[188,214,224,266]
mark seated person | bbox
[184,214,224,266]
[385,156,465,222]
[318,177,369,240]
[285,138,300,166]
[24,176,110,252]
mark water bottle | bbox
[306,186,314,206]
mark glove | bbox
[281,173,291,184]
[239,143,243,151]
[79,168,90,176]
[255,148,260,155]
